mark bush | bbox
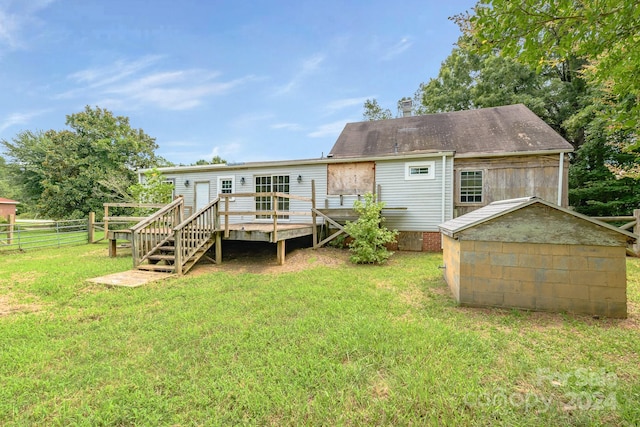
[344,193,398,264]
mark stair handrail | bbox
[130,196,184,232]
[131,197,184,268]
[173,197,220,275]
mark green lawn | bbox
[1,243,639,426]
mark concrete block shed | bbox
[438,197,637,318]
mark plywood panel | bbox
[327,162,375,195]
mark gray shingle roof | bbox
[329,104,574,158]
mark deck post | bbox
[215,230,222,264]
[277,239,285,265]
[88,212,95,243]
[224,196,230,238]
[311,179,317,248]
[634,209,640,255]
[273,194,278,243]
[110,236,117,258]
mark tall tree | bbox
[2,106,160,219]
[460,0,640,145]
[0,156,16,201]
[415,40,579,145]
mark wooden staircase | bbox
[130,197,220,275]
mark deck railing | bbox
[130,197,184,268]
[173,197,220,275]
[218,188,315,243]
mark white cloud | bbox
[307,119,351,138]
[270,122,302,131]
[60,57,255,111]
[69,55,165,88]
[381,37,413,61]
[0,109,49,132]
[0,0,55,50]
[324,96,376,114]
[273,53,325,96]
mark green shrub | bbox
[344,193,398,264]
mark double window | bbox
[460,170,483,203]
[255,175,290,219]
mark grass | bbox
[1,243,639,426]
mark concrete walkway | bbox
[87,270,174,288]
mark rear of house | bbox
[328,104,574,246]
[147,104,573,251]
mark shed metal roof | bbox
[329,104,574,159]
[439,196,638,241]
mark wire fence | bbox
[0,219,89,252]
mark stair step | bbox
[148,254,176,261]
[137,264,175,272]
[158,246,175,252]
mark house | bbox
[439,196,636,318]
[147,104,573,251]
[0,197,19,219]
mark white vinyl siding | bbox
[376,156,454,231]
[163,164,327,224]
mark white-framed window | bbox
[405,161,435,180]
[460,170,483,203]
[217,176,235,201]
[255,175,290,219]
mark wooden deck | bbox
[108,223,319,265]
[223,223,316,242]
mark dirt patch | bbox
[189,240,351,276]
[0,294,41,316]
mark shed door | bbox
[195,181,210,212]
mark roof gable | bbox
[439,196,637,245]
[329,104,574,158]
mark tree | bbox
[415,40,579,145]
[192,155,227,166]
[1,106,160,219]
[362,99,393,121]
[344,193,398,264]
[461,0,640,143]
[567,103,640,216]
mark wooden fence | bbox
[591,209,640,255]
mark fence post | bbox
[634,209,640,255]
[103,204,109,240]
[88,212,95,243]
[7,214,15,245]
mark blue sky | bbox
[0,0,476,165]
